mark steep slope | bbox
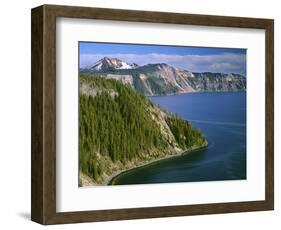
[79,75,207,185]
[131,63,195,95]
[81,57,246,96]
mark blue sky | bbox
[79,42,246,75]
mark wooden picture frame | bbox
[31,4,274,225]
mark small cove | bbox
[111,92,246,185]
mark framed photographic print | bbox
[31,4,274,225]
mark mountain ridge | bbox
[81,57,246,96]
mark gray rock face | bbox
[81,57,246,96]
[188,72,246,92]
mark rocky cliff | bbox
[81,57,246,96]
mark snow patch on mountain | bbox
[90,57,139,72]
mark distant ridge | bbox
[81,57,246,96]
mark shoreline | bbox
[79,143,208,187]
[107,143,208,185]
[148,89,246,97]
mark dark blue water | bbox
[112,92,246,185]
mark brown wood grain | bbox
[31,4,274,225]
[31,5,44,224]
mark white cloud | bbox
[80,53,246,75]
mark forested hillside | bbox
[79,75,207,185]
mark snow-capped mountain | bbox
[90,57,138,72]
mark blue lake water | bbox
[112,92,246,185]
